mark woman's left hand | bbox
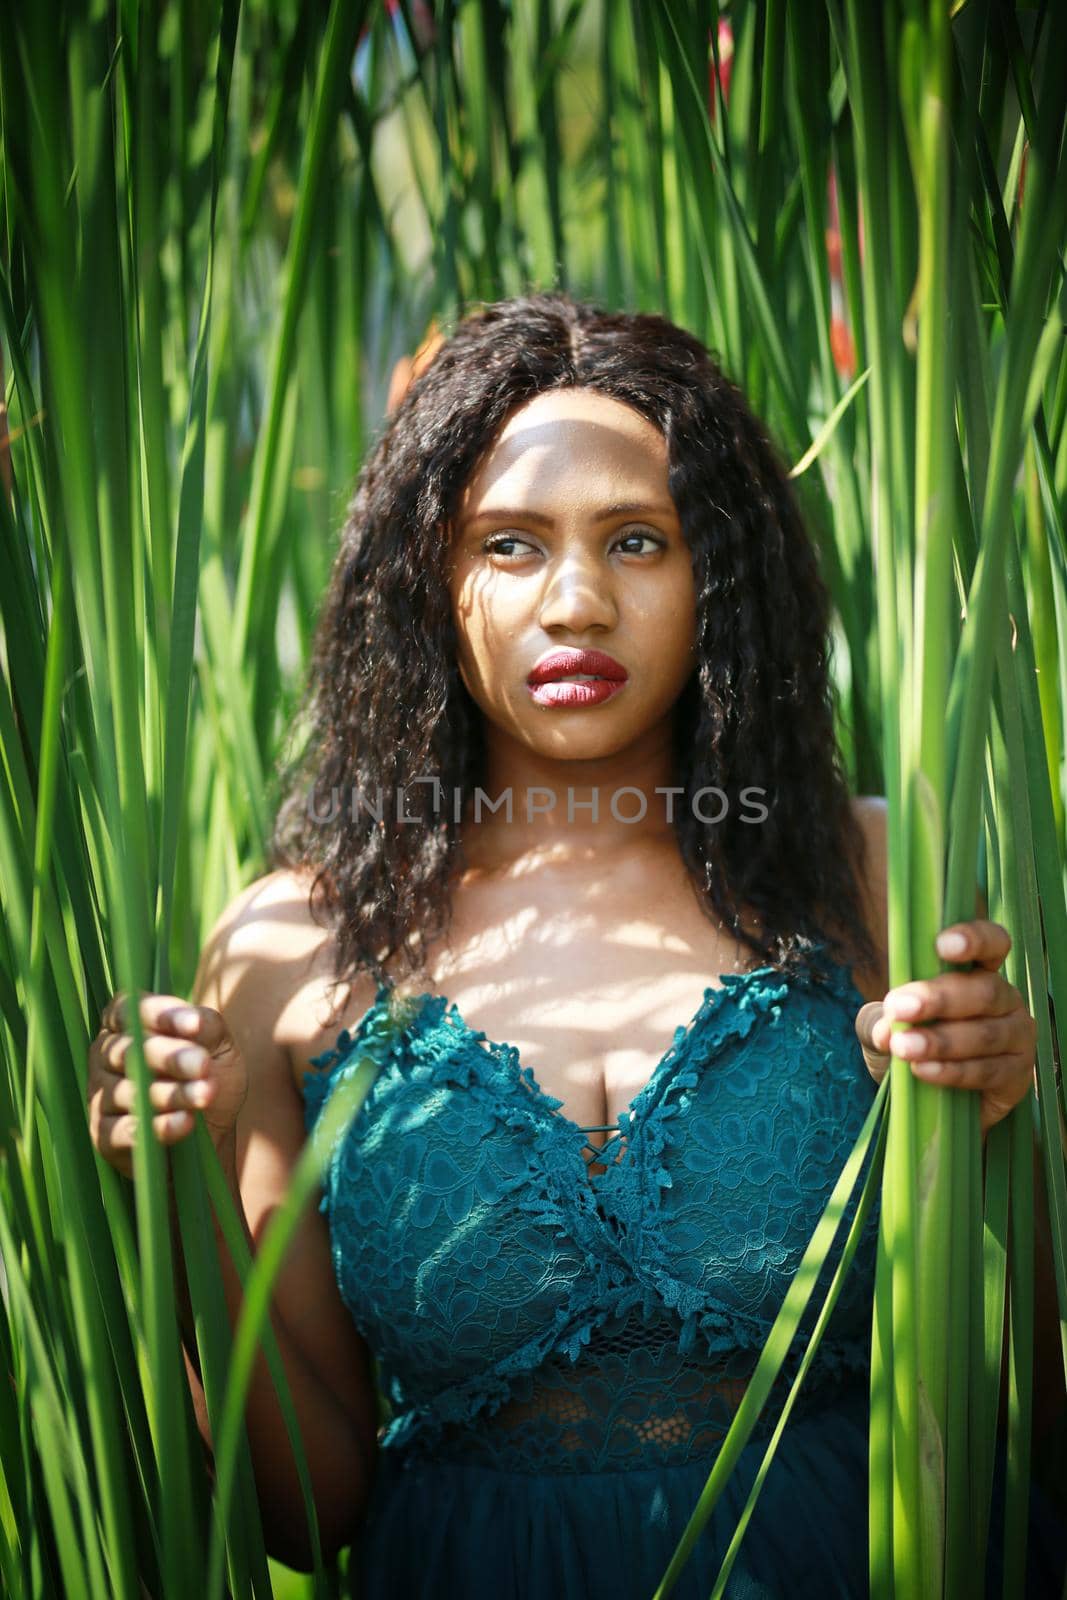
[855,920,1038,1138]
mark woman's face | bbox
[446,388,698,764]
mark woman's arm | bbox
[167,1129,375,1569]
[175,875,381,1571]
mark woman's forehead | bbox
[457,391,670,516]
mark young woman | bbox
[87,293,1060,1596]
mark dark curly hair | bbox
[270,290,877,995]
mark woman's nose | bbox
[537,552,619,633]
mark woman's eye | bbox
[481,528,665,559]
[614,529,664,555]
[483,534,534,558]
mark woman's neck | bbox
[462,724,685,865]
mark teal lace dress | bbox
[302,945,1065,1598]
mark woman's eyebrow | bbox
[463,501,676,526]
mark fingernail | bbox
[937,931,968,957]
[912,1060,944,1077]
[886,991,922,1018]
[170,1007,201,1032]
[892,1030,927,1055]
[175,1046,205,1076]
[185,1080,213,1107]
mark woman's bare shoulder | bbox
[195,865,326,1000]
[195,866,380,1094]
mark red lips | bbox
[527,648,629,685]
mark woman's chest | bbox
[308,971,879,1392]
[363,855,767,1143]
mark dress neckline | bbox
[372,947,862,1173]
[442,966,776,1147]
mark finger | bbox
[881,970,1021,1025]
[855,1001,887,1055]
[130,994,231,1052]
[855,1002,893,1084]
[99,1109,195,1157]
[863,1008,901,1057]
[108,1073,217,1117]
[98,1030,216,1081]
[99,992,230,1056]
[906,1051,1032,1093]
[101,990,194,1037]
[886,1011,1036,1064]
[934,920,1012,972]
[100,990,143,1034]
[154,1110,196,1142]
[868,1013,896,1054]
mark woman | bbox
[87,293,1060,1596]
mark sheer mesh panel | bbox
[425,1306,858,1472]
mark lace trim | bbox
[303,984,412,1214]
[302,942,862,1138]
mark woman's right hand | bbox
[87,990,249,1179]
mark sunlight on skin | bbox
[444,387,699,863]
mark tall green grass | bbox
[0,3,1064,1596]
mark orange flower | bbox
[385,320,445,414]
